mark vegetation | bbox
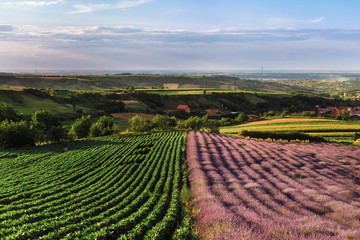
[221,118,360,142]
[0,120,34,148]
[238,130,324,142]
[89,115,120,137]
[187,131,360,239]
[69,115,92,139]
[0,132,191,239]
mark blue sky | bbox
[1,0,360,71]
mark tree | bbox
[0,120,35,148]
[128,115,150,133]
[47,126,68,143]
[69,115,91,139]
[90,116,119,137]
[235,113,248,123]
[150,114,176,131]
[263,110,275,117]
[177,115,208,130]
[336,109,350,120]
[281,110,290,118]
[0,103,20,122]
[31,110,61,143]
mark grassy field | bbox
[220,118,360,142]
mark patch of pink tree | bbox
[187,131,360,240]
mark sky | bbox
[1,0,360,72]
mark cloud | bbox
[70,0,153,14]
[310,16,325,23]
[267,16,325,26]
[0,25,15,31]
[6,0,63,6]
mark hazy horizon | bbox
[1,0,360,71]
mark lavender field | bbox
[187,131,360,240]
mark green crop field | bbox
[220,118,360,141]
[0,131,188,239]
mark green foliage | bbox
[90,116,119,137]
[177,116,208,130]
[235,112,248,123]
[69,115,91,139]
[281,110,290,118]
[31,110,61,143]
[47,126,68,143]
[0,132,187,238]
[336,109,350,120]
[0,120,34,148]
[239,130,324,142]
[0,102,20,122]
[128,115,150,132]
[263,110,276,117]
[150,114,177,131]
[123,86,135,93]
[177,115,220,133]
[218,117,231,126]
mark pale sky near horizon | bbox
[1,0,360,71]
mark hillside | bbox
[0,74,312,93]
[0,88,359,120]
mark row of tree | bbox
[0,103,119,149]
[127,113,249,133]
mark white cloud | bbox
[267,16,325,26]
[310,16,325,23]
[70,0,153,14]
[6,0,63,6]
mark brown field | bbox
[241,118,337,126]
[111,112,156,120]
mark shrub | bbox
[90,116,119,137]
[150,114,177,131]
[0,120,35,148]
[69,115,91,139]
[0,102,21,122]
[238,130,324,142]
[128,115,150,133]
[31,110,61,143]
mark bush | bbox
[150,114,177,131]
[0,120,35,148]
[90,116,119,137]
[31,110,61,143]
[238,130,324,142]
[69,115,91,139]
[128,115,150,133]
[0,102,21,122]
[235,113,248,123]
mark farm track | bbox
[0,132,185,239]
[187,131,360,240]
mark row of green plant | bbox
[0,131,194,239]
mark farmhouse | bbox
[164,105,191,114]
[176,105,191,113]
[317,106,360,117]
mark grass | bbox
[221,118,360,142]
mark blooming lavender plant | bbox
[187,131,360,239]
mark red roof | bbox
[177,105,189,110]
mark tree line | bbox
[0,103,119,149]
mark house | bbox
[164,105,191,114]
[176,105,191,113]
